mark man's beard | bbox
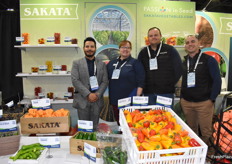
[85,51,95,58]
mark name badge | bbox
[149,58,158,70]
[89,76,99,91]
[187,72,196,88]
[112,69,120,79]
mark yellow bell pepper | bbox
[170,117,177,123]
[174,124,182,132]
[158,121,167,128]
[126,112,132,123]
[165,111,172,121]
[153,124,162,133]
[149,141,163,150]
[141,142,155,151]
[167,128,174,139]
[161,134,172,141]
[149,122,157,129]
[161,139,173,149]
[134,122,143,128]
[135,139,141,147]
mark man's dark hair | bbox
[147,27,162,36]
[83,37,96,48]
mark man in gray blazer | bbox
[71,37,108,131]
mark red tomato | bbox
[128,122,133,127]
[188,138,201,147]
[162,115,168,122]
[143,121,150,128]
[155,117,163,123]
[174,133,182,145]
[149,129,156,136]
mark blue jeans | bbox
[144,93,174,108]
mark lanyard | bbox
[147,42,162,59]
[114,59,127,70]
[93,62,97,76]
[187,52,202,73]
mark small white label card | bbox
[6,100,14,107]
[118,97,131,109]
[78,120,93,132]
[38,137,61,148]
[156,96,172,108]
[64,92,72,98]
[31,98,51,109]
[16,37,24,42]
[64,37,71,42]
[132,96,149,106]
[53,65,61,71]
[84,142,96,162]
[0,109,2,117]
[39,65,48,71]
[47,37,55,42]
[0,120,17,132]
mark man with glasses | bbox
[138,27,183,107]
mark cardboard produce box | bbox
[69,132,120,158]
[20,114,70,134]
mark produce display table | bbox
[0,136,104,164]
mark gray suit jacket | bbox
[71,57,108,110]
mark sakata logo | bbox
[21,4,79,20]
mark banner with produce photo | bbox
[84,1,137,62]
[195,11,232,89]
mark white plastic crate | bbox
[119,105,208,164]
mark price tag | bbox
[6,100,14,107]
[64,37,71,42]
[16,37,24,42]
[78,120,93,132]
[64,92,72,98]
[47,37,55,42]
[38,137,60,148]
[132,96,148,106]
[156,96,172,108]
[53,65,61,71]
[118,97,131,109]
[0,120,17,132]
[31,98,51,109]
[38,93,45,99]
[84,142,96,162]
[39,65,48,71]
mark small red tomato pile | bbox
[123,109,201,153]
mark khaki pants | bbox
[180,98,214,145]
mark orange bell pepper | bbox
[161,139,173,149]
[141,128,150,138]
[149,134,161,142]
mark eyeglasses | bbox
[120,46,131,50]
